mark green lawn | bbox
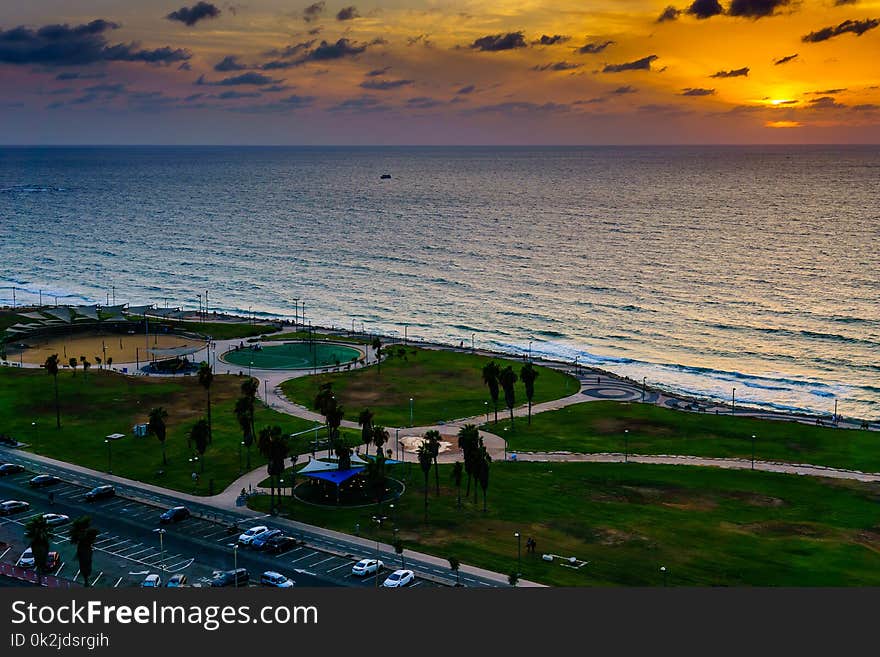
[0,367,311,494]
[263,331,372,345]
[250,461,880,586]
[490,401,879,472]
[281,346,579,427]
[161,319,280,341]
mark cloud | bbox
[215,90,260,99]
[681,87,715,96]
[808,88,846,95]
[802,18,880,42]
[329,95,391,112]
[657,6,682,22]
[280,94,315,108]
[366,67,391,77]
[710,67,749,78]
[55,71,106,80]
[834,0,858,4]
[263,41,315,59]
[360,78,415,90]
[0,20,191,66]
[197,72,279,86]
[687,0,724,19]
[853,103,880,111]
[602,55,658,73]
[774,53,798,65]
[612,86,637,94]
[467,101,569,115]
[809,95,845,109]
[84,82,126,94]
[336,6,359,21]
[260,38,371,69]
[303,1,325,22]
[406,96,444,109]
[728,0,790,18]
[214,55,247,71]
[456,84,476,94]
[260,84,292,92]
[470,32,527,52]
[534,35,570,46]
[533,61,582,71]
[166,2,221,26]
[577,40,614,54]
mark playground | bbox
[6,331,205,366]
[221,341,363,371]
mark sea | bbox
[1,146,878,420]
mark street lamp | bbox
[471,333,475,352]
[238,441,244,474]
[660,565,668,587]
[751,434,756,470]
[280,478,285,503]
[642,377,647,402]
[104,439,112,474]
[624,429,629,463]
[372,515,388,588]
[514,532,521,575]
[484,401,489,423]
[409,397,414,427]
[249,360,253,379]
[732,387,736,415]
[32,421,37,452]
[233,544,239,587]
[154,528,166,572]
[528,341,532,362]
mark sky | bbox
[0,0,879,144]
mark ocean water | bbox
[1,146,878,420]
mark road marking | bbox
[326,562,352,574]
[114,542,144,554]
[54,563,64,577]
[113,577,123,588]
[310,556,336,568]
[91,572,103,586]
[410,581,423,587]
[290,552,318,564]
[0,547,10,560]
[125,547,156,559]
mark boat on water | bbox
[380,174,392,179]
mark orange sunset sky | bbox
[1,0,878,143]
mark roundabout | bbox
[221,341,364,370]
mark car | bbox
[28,474,60,487]
[0,500,30,516]
[41,513,70,527]
[85,485,115,502]
[16,548,35,568]
[263,535,298,555]
[210,568,249,587]
[260,571,294,588]
[45,552,60,571]
[141,574,162,588]
[251,529,282,550]
[159,506,190,524]
[352,558,384,577]
[382,569,415,588]
[165,574,187,588]
[237,525,268,546]
[0,463,25,476]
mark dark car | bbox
[29,474,60,488]
[159,506,190,524]
[263,534,298,555]
[85,485,115,502]
[165,574,187,588]
[0,463,25,476]
[210,568,249,587]
[251,529,282,550]
[0,500,30,516]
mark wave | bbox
[0,185,67,194]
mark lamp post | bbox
[528,341,532,362]
[238,441,244,474]
[471,333,475,352]
[372,515,387,588]
[395,429,400,461]
[624,429,629,463]
[409,398,414,427]
[32,421,37,452]
[732,387,736,415]
[104,439,112,474]
[642,377,647,402]
[249,360,253,379]
[660,565,667,587]
[751,434,756,470]
[233,544,239,587]
[514,532,521,575]
[484,401,489,423]
[279,478,285,504]
[574,355,579,375]
[154,528,166,572]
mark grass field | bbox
[250,461,880,586]
[160,319,280,341]
[0,367,314,494]
[491,401,879,472]
[281,346,579,427]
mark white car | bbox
[382,569,414,588]
[17,547,35,568]
[141,574,162,588]
[238,525,269,546]
[352,558,384,577]
[260,571,294,588]
[41,513,70,527]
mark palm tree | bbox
[258,425,288,513]
[68,357,77,377]
[394,538,406,569]
[106,356,113,369]
[520,362,539,424]
[25,515,50,578]
[448,556,461,586]
[190,419,210,473]
[371,337,382,373]
[424,429,442,496]
[457,424,479,499]
[508,572,519,587]
[326,400,345,453]
[241,377,259,448]
[44,354,61,429]
[451,461,463,509]
[198,362,214,443]
[372,424,389,458]
[234,396,254,469]
[482,361,501,423]
[147,407,169,465]
[477,443,492,512]
[82,358,90,380]
[417,441,432,522]
[333,439,353,471]
[69,516,99,587]
[364,450,387,506]
[358,408,374,455]
[499,365,518,428]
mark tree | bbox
[190,419,210,473]
[326,400,344,448]
[417,441,432,522]
[394,538,406,569]
[448,556,461,586]
[44,354,61,429]
[241,378,259,456]
[508,572,519,587]
[451,461,463,509]
[424,429,442,496]
[95,356,102,369]
[457,424,479,500]
[147,407,169,465]
[477,443,492,512]
[371,337,382,374]
[372,424,389,458]
[198,362,214,443]
[69,516,99,587]
[364,450,387,506]
[106,356,113,369]
[358,408,374,455]
[334,439,352,471]
[520,363,539,424]
[82,359,91,380]
[68,357,77,377]
[234,396,255,469]
[25,514,50,577]
[482,361,501,423]
[258,425,288,513]
[499,365,518,428]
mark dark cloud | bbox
[166,2,221,26]
[535,35,570,45]
[260,38,370,69]
[336,6,359,21]
[657,6,681,22]
[308,27,322,35]
[687,0,724,19]
[197,72,280,86]
[215,90,260,99]
[853,103,880,111]
[457,84,476,94]
[329,95,391,112]
[407,34,433,47]
[303,1,325,23]
[55,71,106,80]
[728,0,790,18]
[0,20,191,67]
[84,82,126,94]
[360,78,415,90]
[774,53,798,65]
[366,66,391,77]
[470,32,527,52]
[260,84,293,92]
[602,55,658,73]
[612,86,637,94]
[711,67,749,78]
[834,0,858,4]
[802,18,880,42]
[280,94,315,107]
[808,88,847,95]
[406,96,444,109]
[467,101,569,115]
[214,55,247,71]
[263,41,315,59]
[577,40,614,54]
[681,87,715,96]
[809,96,845,109]
[533,61,582,71]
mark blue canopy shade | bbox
[302,467,365,485]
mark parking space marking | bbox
[115,542,144,555]
[290,551,321,565]
[309,555,337,569]
[113,577,123,588]
[125,547,156,559]
[326,561,353,574]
